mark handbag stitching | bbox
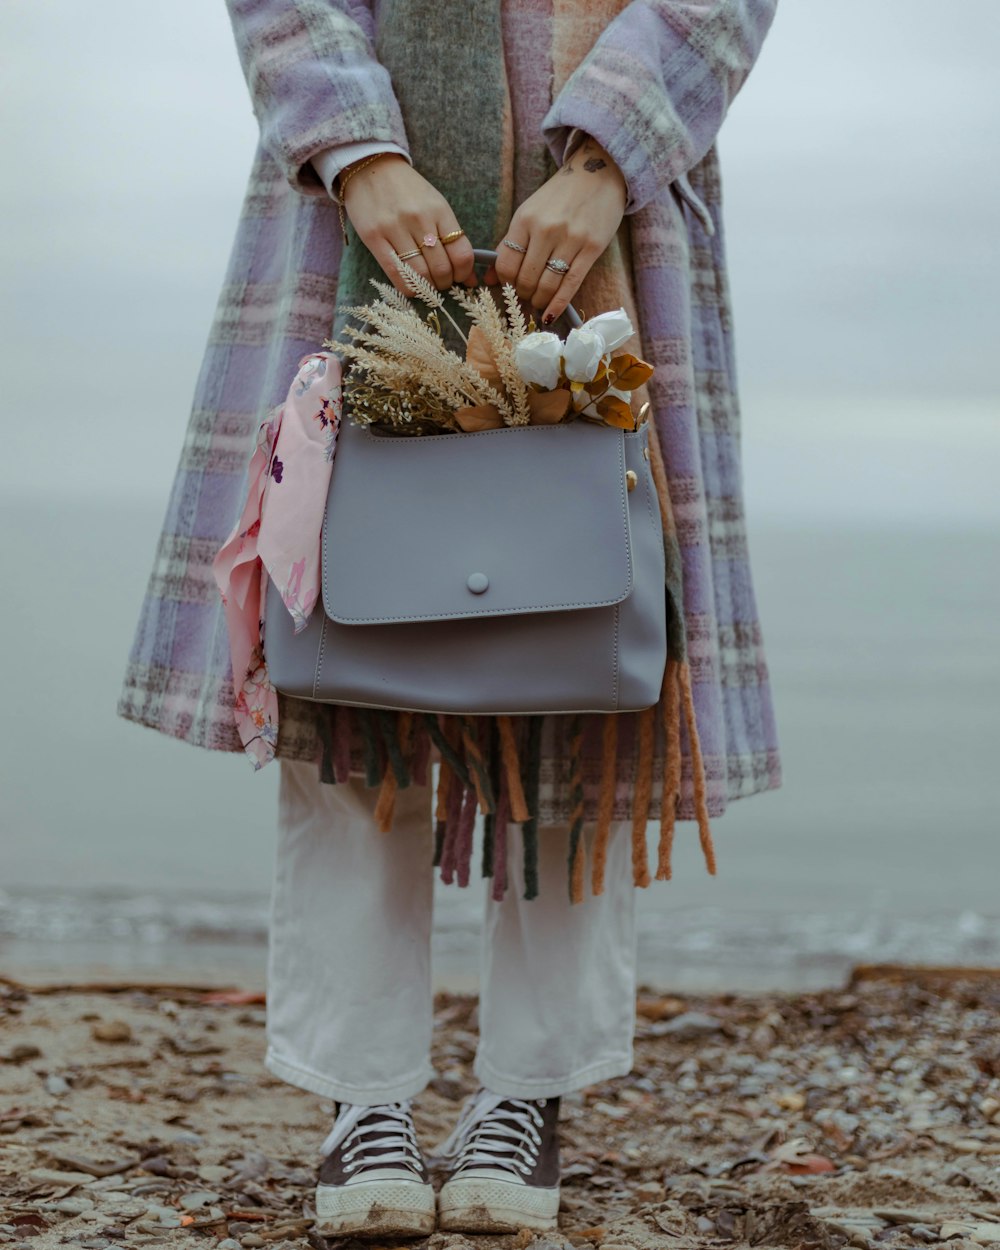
[313,613,330,701]
[322,424,635,624]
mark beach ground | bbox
[1,966,999,1250]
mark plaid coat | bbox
[119,0,781,845]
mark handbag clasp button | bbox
[467,572,489,594]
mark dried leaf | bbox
[596,395,636,429]
[465,324,505,393]
[526,388,573,424]
[454,404,504,432]
[609,352,654,389]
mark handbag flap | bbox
[322,418,634,624]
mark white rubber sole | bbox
[314,1178,436,1239]
[438,1174,560,1233]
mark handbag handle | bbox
[470,248,583,329]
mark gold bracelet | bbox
[335,152,396,248]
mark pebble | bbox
[750,1022,777,1049]
[42,1198,95,1215]
[172,1130,203,1146]
[217,1241,242,1250]
[940,1222,1000,1245]
[90,1020,132,1044]
[2,1044,42,1064]
[135,1216,181,1232]
[28,1168,94,1186]
[45,1074,71,1096]
[953,1138,1000,1155]
[138,1156,175,1177]
[179,1190,220,1210]
[240,1236,265,1248]
[633,1182,665,1203]
[980,1096,1000,1121]
[593,1101,629,1120]
[910,1227,939,1243]
[197,1164,232,1184]
[76,1240,109,1249]
[776,1090,807,1111]
[652,1011,724,1040]
[143,1206,180,1223]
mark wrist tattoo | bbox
[560,136,609,176]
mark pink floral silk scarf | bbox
[212,351,343,769]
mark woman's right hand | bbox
[340,154,478,294]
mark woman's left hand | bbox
[487,135,627,325]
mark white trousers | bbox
[265,759,639,1106]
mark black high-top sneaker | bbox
[314,1100,436,1238]
[431,1089,561,1233]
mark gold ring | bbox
[396,247,422,260]
[439,228,465,244]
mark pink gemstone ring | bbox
[421,233,439,248]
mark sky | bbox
[1,0,998,523]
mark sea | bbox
[2,498,998,993]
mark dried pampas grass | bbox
[322,254,536,435]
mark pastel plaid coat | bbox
[119,0,782,887]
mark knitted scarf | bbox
[320,0,713,903]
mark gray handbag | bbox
[262,248,666,716]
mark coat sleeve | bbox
[541,0,778,215]
[224,0,410,195]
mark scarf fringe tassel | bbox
[317,672,716,902]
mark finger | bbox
[529,254,572,314]
[493,232,528,289]
[541,243,598,326]
[382,231,432,295]
[439,222,477,287]
[414,225,456,291]
[515,231,555,304]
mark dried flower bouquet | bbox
[322,253,655,436]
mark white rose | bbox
[581,307,633,352]
[514,331,564,390]
[562,326,607,383]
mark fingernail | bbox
[542,312,554,325]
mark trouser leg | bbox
[265,759,437,1105]
[474,819,639,1099]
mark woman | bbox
[119,0,781,1237]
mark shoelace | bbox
[320,1100,424,1175]
[428,1089,545,1178]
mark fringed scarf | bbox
[321,0,715,902]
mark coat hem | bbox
[116,698,782,820]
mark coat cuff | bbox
[312,141,412,203]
